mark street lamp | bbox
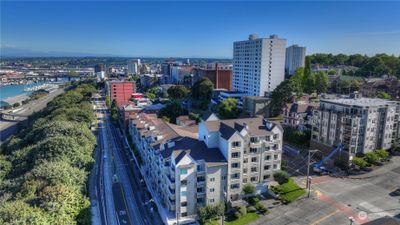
[306,150,319,198]
[221,191,227,225]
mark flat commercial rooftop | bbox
[321,98,398,107]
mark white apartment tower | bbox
[127,61,139,75]
[233,34,287,96]
[285,44,306,76]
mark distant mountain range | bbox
[0,47,117,57]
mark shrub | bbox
[352,157,369,168]
[233,212,241,219]
[247,196,260,206]
[247,206,256,213]
[365,152,379,164]
[243,184,256,195]
[239,205,247,216]
[255,202,268,213]
[375,149,389,159]
[273,171,289,185]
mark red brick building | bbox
[193,63,232,91]
[108,81,136,106]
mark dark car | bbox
[389,188,400,197]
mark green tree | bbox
[315,71,328,94]
[145,87,158,100]
[191,77,214,102]
[243,184,256,195]
[217,98,241,119]
[105,96,111,108]
[290,67,304,94]
[0,201,51,225]
[167,85,189,100]
[273,171,289,185]
[303,57,316,94]
[269,80,295,117]
[159,101,184,123]
[13,102,21,108]
[376,91,391,100]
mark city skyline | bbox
[1,1,400,58]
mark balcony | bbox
[168,186,175,195]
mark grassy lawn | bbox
[272,178,305,203]
[225,213,260,225]
[205,220,220,225]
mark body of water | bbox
[0,77,79,106]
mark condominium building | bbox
[128,113,283,224]
[198,116,283,202]
[233,34,287,96]
[285,44,306,76]
[311,93,400,164]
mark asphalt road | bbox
[0,88,65,142]
[108,117,163,225]
[90,97,162,225]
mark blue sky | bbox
[1,1,400,57]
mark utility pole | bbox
[306,150,318,198]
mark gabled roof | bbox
[203,117,282,139]
[201,111,219,121]
[160,137,227,167]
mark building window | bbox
[197,198,204,203]
[231,173,240,179]
[231,152,240,158]
[251,157,257,162]
[250,148,257,153]
[273,164,277,169]
[209,177,215,182]
[181,202,187,207]
[197,187,204,192]
[250,177,257,182]
[250,137,259,143]
[230,184,240,189]
[232,141,241,148]
[274,155,278,160]
[180,168,188,174]
[265,155,271,160]
[243,178,248,183]
[210,188,215,192]
[209,199,215,203]
[231,163,240,168]
[251,167,257,172]
[181,191,187,196]
[181,180,187,186]
[181,212,188,217]
[264,165,270,170]
[243,158,248,163]
[263,174,270,180]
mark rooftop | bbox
[321,97,398,107]
[160,137,227,167]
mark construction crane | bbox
[313,143,344,173]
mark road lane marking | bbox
[310,210,339,225]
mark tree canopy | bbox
[216,98,241,119]
[0,81,97,225]
[167,85,189,100]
